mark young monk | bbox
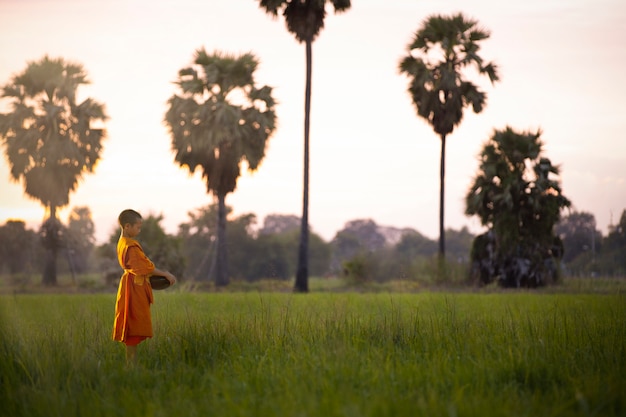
[112,209,176,364]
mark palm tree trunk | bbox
[214,193,229,286]
[42,247,58,286]
[439,134,446,258]
[294,39,313,293]
[42,206,59,286]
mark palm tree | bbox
[0,56,108,285]
[399,13,499,261]
[465,127,571,287]
[258,0,351,293]
[164,49,277,286]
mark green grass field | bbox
[0,289,624,417]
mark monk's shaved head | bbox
[118,209,142,227]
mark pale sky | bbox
[1,0,625,244]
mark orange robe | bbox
[112,236,155,344]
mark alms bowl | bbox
[149,275,171,290]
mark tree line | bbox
[0,205,624,286]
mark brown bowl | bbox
[149,275,171,290]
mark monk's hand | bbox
[167,273,177,286]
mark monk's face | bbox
[124,220,142,238]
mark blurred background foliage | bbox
[1,204,623,288]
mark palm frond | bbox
[0,56,108,209]
[165,50,277,197]
[399,12,499,138]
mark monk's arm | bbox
[152,267,177,285]
[127,246,177,285]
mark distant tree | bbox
[444,226,475,262]
[259,214,300,236]
[603,210,626,251]
[179,205,259,282]
[381,230,436,280]
[65,206,96,273]
[258,0,352,293]
[165,50,276,286]
[330,230,361,274]
[342,252,382,284]
[308,231,332,278]
[379,227,473,284]
[465,127,571,287]
[250,233,294,280]
[596,209,626,276]
[330,219,387,273]
[94,230,118,286]
[0,220,38,275]
[399,13,499,260]
[341,219,387,251]
[0,56,108,285]
[395,230,438,260]
[178,204,221,281]
[254,228,330,281]
[138,214,185,280]
[555,210,601,265]
[178,206,330,282]
[225,213,258,281]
